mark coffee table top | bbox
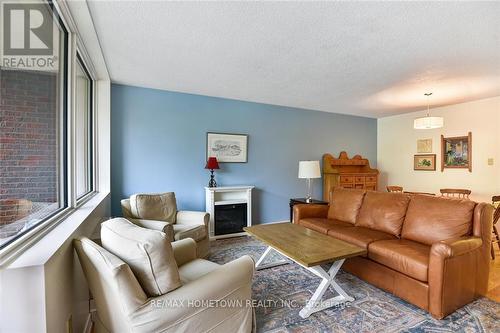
[244,223,366,267]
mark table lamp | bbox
[205,157,220,187]
[298,160,321,202]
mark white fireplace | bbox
[205,186,254,240]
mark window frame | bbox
[0,0,100,260]
[0,1,69,251]
[75,52,95,202]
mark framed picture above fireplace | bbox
[207,132,248,163]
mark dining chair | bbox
[492,195,500,260]
[387,186,403,193]
[404,191,436,196]
[439,188,471,199]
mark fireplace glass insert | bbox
[214,203,247,236]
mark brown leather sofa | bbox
[293,188,493,319]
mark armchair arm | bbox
[293,204,329,224]
[428,236,483,319]
[127,218,174,242]
[129,255,255,333]
[121,198,133,218]
[171,238,197,266]
[176,211,209,227]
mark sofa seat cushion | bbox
[327,226,396,250]
[355,191,410,237]
[298,218,353,234]
[178,259,220,284]
[173,224,207,242]
[368,239,430,282]
[401,195,476,245]
[327,188,366,224]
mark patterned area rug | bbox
[208,236,500,333]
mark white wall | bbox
[378,96,500,203]
[44,196,110,333]
[0,194,110,333]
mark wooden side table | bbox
[289,198,328,223]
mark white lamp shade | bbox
[298,161,321,179]
[414,116,444,129]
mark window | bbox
[0,2,68,249]
[75,54,93,199]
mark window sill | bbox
[3,191,110,269]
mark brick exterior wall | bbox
[0,69,58,224]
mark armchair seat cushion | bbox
[178,259,220,284]
[173,224,207,242]
[298,218,353,234]
[327,226,396,250]
[368,239,430,282]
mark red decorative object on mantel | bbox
[205,157,220,187]
[205,157,220,170]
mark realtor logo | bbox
[3,3,53,55]
[1,2,57,70]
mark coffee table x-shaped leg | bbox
[256,245,354,318]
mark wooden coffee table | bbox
[244,223,365,318]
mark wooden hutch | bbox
[322,151,379,201]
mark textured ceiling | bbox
[87,1,500,118]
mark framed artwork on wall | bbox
[417,139,432,153]
[441,132,472,172]
[414,154,436,171]
[207,132,248,163]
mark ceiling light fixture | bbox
[413,92,444,129]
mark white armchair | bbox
[121,192,210,257]
[74,237,255,333]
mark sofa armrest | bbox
[126,218,174,241]
[430,237,482,258]
[428,236,483,319]
[129,255,255,332]
[472,202,494,296]
[293,204,328,224]
[171,238,198,266]
[176,211,209,227]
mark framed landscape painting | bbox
[414,154,436,171]
[441,132,472,172]
[207,132,248,163]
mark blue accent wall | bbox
[111,84,377,223]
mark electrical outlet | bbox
[488,158,494,166]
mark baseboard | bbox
[210,232,247,240]
[265,220,290,224]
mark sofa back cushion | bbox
[101,217,181,297]
[401,195,476,245]
[130,192,177,223]
[355,191,410,236]
[328,188,366,224]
